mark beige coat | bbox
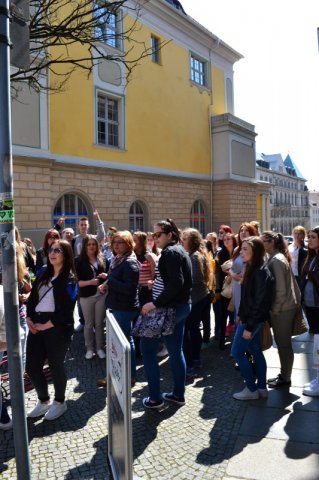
[265,251,300,315]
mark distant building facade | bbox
[309,191,319,228]
[256,153,309,235]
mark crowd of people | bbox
[0,214,318,428]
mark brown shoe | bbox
[97,378,107,387]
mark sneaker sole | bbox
[142,400,164,410]
[162,394,185,406]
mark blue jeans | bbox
[111,310,138,379]
[231,323,267,391]
[140,303,191,402]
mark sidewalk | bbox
[0,325,318,479]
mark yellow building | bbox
[12,0,259,243]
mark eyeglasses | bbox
[112,240,125,245]
[107,232,114,237]
[48,247,63,254]
[153,231,165,239]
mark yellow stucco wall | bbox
[49,16,227,177]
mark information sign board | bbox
[107,311,133,480]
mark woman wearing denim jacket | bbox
[140,219,192,410]
[26,240,78,421]
[231,236,273,400]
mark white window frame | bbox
[96,90,124,149]
[190,53,208,88]
[93,3,123,50]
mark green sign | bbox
[0,210,15,223]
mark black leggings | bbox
[26,328,71,403]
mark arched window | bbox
[129,201,145,232]
[190,200,206,234]
[53,193,89,232]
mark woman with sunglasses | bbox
[262,231,300,388]
[104,231,140,385]
[300,226,319,396]
[25,240,78,421]
[140,219,192,409]
[36,228,61,277]
[76,235,108,360]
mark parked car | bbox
[284,235,293,245]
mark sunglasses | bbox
[48,247,63,254]
[153,231,165,239]
[48,235,59,239]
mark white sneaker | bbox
[303,378,319,397]
[85,350,94,360]
[44,401,67,421]
[157,345,168,357]
[233,386,259,400]
[27,401,51,418]
[258,388,268,398]
[304,378,318,388]
[0,419,12,430]
[97,349,106,359]
[75,324,84,332]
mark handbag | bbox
[221,275,232,299]
[291,305,308,336]
[131,307,175,338]
[260,321,272,351]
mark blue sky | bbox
[181,0,319,190]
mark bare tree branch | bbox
[11,0,169,92]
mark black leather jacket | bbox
[238,265,274,332]
[153,242,192,308]
[301,255,319,306]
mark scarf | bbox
[109,251,137,272]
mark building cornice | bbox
[128,0,243,65]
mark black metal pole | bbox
[0,1,31,478]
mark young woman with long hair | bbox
[229,223,258,320]
[140,219,192,409]
[215,232,237,349]
[181,228,212,378]
[16,243,32,370]
[262,231,300,388]
[231,236,273,400]
[26,240,78,421]
[36,228,61,276]
[300,226,319,396]
[133,231,157,306]
[76,235,108,360]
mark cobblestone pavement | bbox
[0,327,249,480]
